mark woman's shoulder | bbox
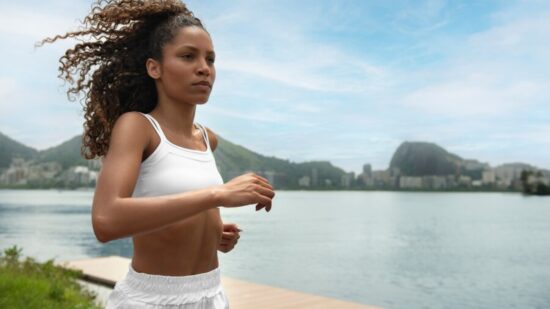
[114,111,151,131]
[110,111,152,150]
[116,110,148,121]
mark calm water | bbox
[0,189,549,309]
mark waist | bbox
[130,253,220,277]
[115,263,222,304]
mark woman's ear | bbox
[146,58,162,79]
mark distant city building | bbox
[399,176,422,189]
[496,179,511,189]
[446,175,457,188]
[482,169,496,185]
[422,176,447,189]
[28,162,63,184]
[458,175,472,187]
[494,165,528,187]
[362,164,372,185]
[88,158,102,170]
[372,170,390,187]
[340,172,355,188]
[298,175,311,187]
[62,166,97,187]
[362,165,374,187]
[0,158,29,185]
[363,164,372,178]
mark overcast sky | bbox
[1,0,549,175]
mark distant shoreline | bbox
[0,186,525,194]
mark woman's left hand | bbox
[218,223,242,253]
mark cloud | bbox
[216,48,389,94]
[400,8,550,118]
[391,0,449,35]
[403,78,545,116]
[0,5,81,40]
[206,2,389,94]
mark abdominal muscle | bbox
[131,207,223,276]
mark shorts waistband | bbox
[120,264,222,296]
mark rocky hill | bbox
[389,141,463,176]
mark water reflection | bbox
[1,189,549,308]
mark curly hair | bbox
[38,0,207,159]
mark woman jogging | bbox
[40,0,276,308]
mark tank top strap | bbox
[137,112,168,142]
[195,123,211,151]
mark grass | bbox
[0,245,102,309]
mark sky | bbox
[0,0,549,175]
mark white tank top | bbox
[132,112,224,197]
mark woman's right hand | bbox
[214,173,275,212]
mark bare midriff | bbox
[131,207,223,276]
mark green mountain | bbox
[0,132,38,169]
[0,131,347,189]
[389,141,463,176]
[213,134,347,187]
[34,135,89,169]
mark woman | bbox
[40,0,275,308]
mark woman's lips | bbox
[191,84,211,92]
[192,81,211,88]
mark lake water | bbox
[0,189,549,309]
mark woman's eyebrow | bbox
[177,45,215,54]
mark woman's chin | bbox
[194,95,211,104]
[194,98,210,105]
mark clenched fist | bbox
[218,223,242,253]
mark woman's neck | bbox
[151,99,198,137]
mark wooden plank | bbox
[58,256,381,309]
[57,256,129,288]
[222,277,375,309]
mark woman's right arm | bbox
[91,112,274,243]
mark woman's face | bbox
[154,26,216,105]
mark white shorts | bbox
[106,264,230,309]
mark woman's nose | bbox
[196,60,211,76]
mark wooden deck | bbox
[59,256,381,309]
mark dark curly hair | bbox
[38,0,207,159]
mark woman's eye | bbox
[207,57,215,64]
[181,54,193,59]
